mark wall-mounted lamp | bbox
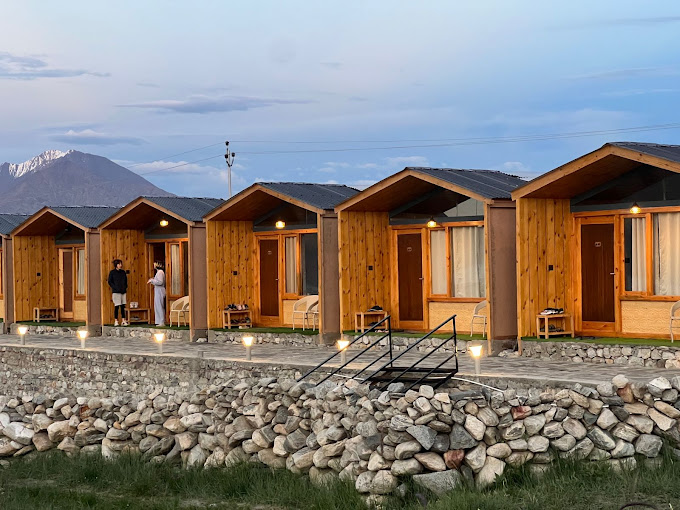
[469,343,483,375]
[630,202,641,214]
[275,220,285,230]
[160,219,169,227]
[337,339,350,364]
[154,332,165,354]
[426,217,437,229]
[243,335,254,360]
[17,325,28,346]
[77,329,88,349]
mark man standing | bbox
[108,259,128,326]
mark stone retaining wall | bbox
[516,341,680,369]
[102,326,190,342]
[9,323,83,337]
[1,343,679,498]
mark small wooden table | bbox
[223,309,253,329]
[536,313,575,339]
[127,308,151,324]
[355,310,388,333]
[34,307,59,323]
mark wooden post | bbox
[2,237,14,331]
[319,213,341,345]
[85,231,102,335]
[188,224,208,341]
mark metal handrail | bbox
[296,315,392,382]
[363,315,457,382]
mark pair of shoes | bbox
[121,320,129,327]
[539,307,564,315]
[367,305,383,312]
[114,320,119,326]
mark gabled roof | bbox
[0,214,28,237]
[144,196,224,222]
[50,206,120,229]
[512,142,680,200]
[336,167,525,212]
[204,183,359,221]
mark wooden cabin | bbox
[335,167,525,347]
[11,207,119,327]
[513,142,680,341]
[98,196,223,339]
[203,182,358,341]
[0,214,28,327]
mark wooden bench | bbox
[536,313,575,339]
[223,309,253,329]
[355,310,388,333]
[126,308,151,325]
[33,307,59,323]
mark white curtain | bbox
[285,237,297,294]
[430,230,447,294]
[630,217,646,292]
[170,244,181,295]
[76,249,86,295]
[654,213,680,295]
[451,226,485,298]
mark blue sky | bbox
[1,1,680,197]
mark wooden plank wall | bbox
[206,220,256,329]
[516,198,573,337]
[13,235,58,321]
[99,229,148,325]
[338,211,391,331]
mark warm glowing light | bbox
[337,339,350,351]
[77,330,88,340]
[17,326,28,336]
[160,219,169,227]
[154,332,166,343]
[275,220,286,229]
[469,344,483,358]
[242,336,254,347]
[630,203,641,214]
[426,218,437,229]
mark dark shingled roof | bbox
[407,167,526,199]
[49,206,120,229]
[144,196,225,222]
[608,142,680,164]
[258,183,359,210]
[0,214,29,236]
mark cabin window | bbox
[170,243,181,295]
[429,230,447,295]
[75,248,86,296]
[285,236,298,294]
[623,217,647,293]
[301,233,318,295]
[451,226,485,297]
[653,212,680,296]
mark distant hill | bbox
[0,150,173,214]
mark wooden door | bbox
[60,249,74,318]
[397,232,424,326]
[581,223,615,324]
[259,239,280,322]
[148,243,168,323]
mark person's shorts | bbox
[112,293,127,306]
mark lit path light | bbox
[469,343,483,375]
[77,329,88,349]
[243,335,254,361]
[154,332,165,354]
[337,339,350,365]
[17,325,28,346]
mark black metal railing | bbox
[296,315,393,384]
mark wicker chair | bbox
[292,295,319,330]
[470,300,488,339]
[169,296,190,327]
[670,301,680,342]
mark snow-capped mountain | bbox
[0,150,174,214]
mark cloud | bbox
[602,88,678,97]
[570,66,680,81]
[496,161,534,178]
[563,16,680,29]
[50,129,145,145]
[0,52,109,80]
[128,159,245,177]
[385,155,429,168]
[118,95,310,114]
[320,61,343,69]
[137,82,160,88]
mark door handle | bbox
[609,273,615,275]
[419,277,424,280]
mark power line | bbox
[127,141,226,168]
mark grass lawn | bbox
[3,452,678,510]
[213,327,320,336]
[16,321,85,327]
[525,335,679,348]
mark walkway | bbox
[1,334,677,387]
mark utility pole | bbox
[224,141,236,198]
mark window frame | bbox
[74,247,86,299]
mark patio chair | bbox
[671,301,680,342]
[306,303,319,331]
[292,295,319,330]
[470,300,488,339]
[170,296,190,327]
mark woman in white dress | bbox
[147,261,166,326]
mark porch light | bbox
[630,202,641,214]
[275,220,286,229]
[160,219,169,227]
[243,335,254,360]
[77,329,88,349]
[337,339,351,364]
[17,325,28,345]
[426,217,437,229]
[469,343,483,375]
[154,332,165,354]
